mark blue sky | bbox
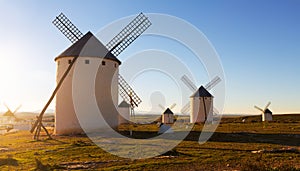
[0,0,299,114]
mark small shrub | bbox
[35,158,51,171]
[0,157,18,166]
[71,140,91,147]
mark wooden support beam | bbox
[31,56,79,140]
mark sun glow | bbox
[0,51,23,111]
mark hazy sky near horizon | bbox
[0,0,299,114]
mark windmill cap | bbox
[118,100,130,107]
[190,86,213,98]
[3,111,15,117]
[264,108,272,114]
[55,31,121,64]
[163,108,174,114]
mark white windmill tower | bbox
[254,102,273,121]
[159,103,176,124]
[118,100,131,125]
[30,13,151,140]
[181,75,221,123]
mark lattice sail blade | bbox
[158,104,165,110]
[170,103,177,110]
[205,76,221,91]
[181,103,190,114]
[254,106,264,112]
[13,105,22,114]
[3,103,11,112]
[213,107,219,114]
[52,13,84,43]
[106,13,152,57]
[118,74,142,108]
[181,75,197,92]
[264,102,271,111]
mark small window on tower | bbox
[102,61,106,65]
[68,59,72,64]
[57,61,60,65]
[85,60,89,64]
[114,63,117,68]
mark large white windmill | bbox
[254,102,273,122]
[181,75,221,123]
[159,103,176,124]
[30,13,151,140]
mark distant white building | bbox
[190,86,213,123]
[54,32,121,135]
[118,101,130,124]
[162,108,174,124]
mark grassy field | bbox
[0,114,299,170]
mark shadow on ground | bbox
[118,130,300,146]
[0,157,18,166]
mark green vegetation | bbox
[0,114,299,170]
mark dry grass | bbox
[0,114,299,170]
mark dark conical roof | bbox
[55,31,121,64]
[264,108,272,114]
[163,108,174,114]
[118,100,130,108]
[3,110,15,117]
[190,86,213,98]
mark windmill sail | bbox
[158,104,165,110]
[181,75,197,92]
[159,103,177,111]
[118,74,142,108]
[264,102,271,111]
[181,103,190,114]
[105,13,151,57]
[254,102,271,113]
[52,13,84,43]
[254,106,264,112]
[205,76,221,91]
[169,103,176,110]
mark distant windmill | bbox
[30,13,151,140]
[181,75,221,123]
[118,100,131,124]
[254,102,273,122]
[159,103,176,124]
[2,103,22,123]
[118,75,142,117]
